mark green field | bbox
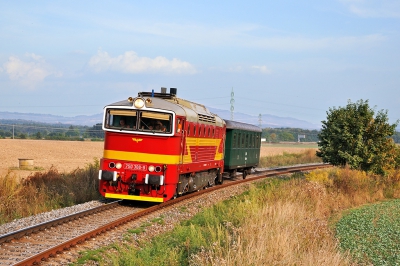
[336,200,400,265]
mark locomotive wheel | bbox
[216,173,223,185]
[242,170,247,179]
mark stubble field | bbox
[0,139,104,178]
[0,139,318,178]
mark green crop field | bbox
[336,199,400,265]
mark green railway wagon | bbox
[223,120,262,179]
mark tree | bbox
[279,131,295,141]
[269,133,277,143]
[65,125,80,137]
[317,99,399,176]
[35,132,42,139]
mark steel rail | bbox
[0,201,121,245]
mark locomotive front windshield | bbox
[105,109,172,134]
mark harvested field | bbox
[0,139,317,179]
[260,142,318,157]
[0,139,104,179]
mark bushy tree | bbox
[317,99,399,175]
[35,132,42,139]
[66,125,80,137]
[280,131,295,141]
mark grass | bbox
[8,166,45,171]
[74,167,400,265]
[259,148,322,168]
[0,160,101,224]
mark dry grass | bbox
[0,162,101,224]
[0,172,56,223]
[188,168,400,265]
[189,177,350,266]
[259,148,322,168]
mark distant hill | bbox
[208,107,320,130]
[0,109,320,129]
[0,112,103,126]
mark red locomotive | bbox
[98,88,226,202]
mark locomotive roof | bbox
[106,91,225,127]
[224,119,262,132]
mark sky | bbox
[1,0,399,128]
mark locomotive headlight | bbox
[115,162,122,169]
[148,165,155,172]
[133,98,145,109]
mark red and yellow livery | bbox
[99,88,225,202]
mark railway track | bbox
[0,163,330,266]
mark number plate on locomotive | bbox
[125,164,147,171]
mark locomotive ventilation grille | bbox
[198,114,216,123]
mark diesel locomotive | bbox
[98,88,261,202]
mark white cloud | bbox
[88,50,196,74]
[2,53,62,88]
[340,0,400,18]
[251,65,272,74]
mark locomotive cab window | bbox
[104,108,172,134]
[106,109,138,130]
[139,111,171,133]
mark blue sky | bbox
[1,0,399,127]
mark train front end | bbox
[98,90,184,202]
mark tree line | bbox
[262,126,400,144]
[0,120,104,140]
[262,128,320,142]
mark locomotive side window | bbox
[176,118,182,133]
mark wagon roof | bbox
[224,119,262,132]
